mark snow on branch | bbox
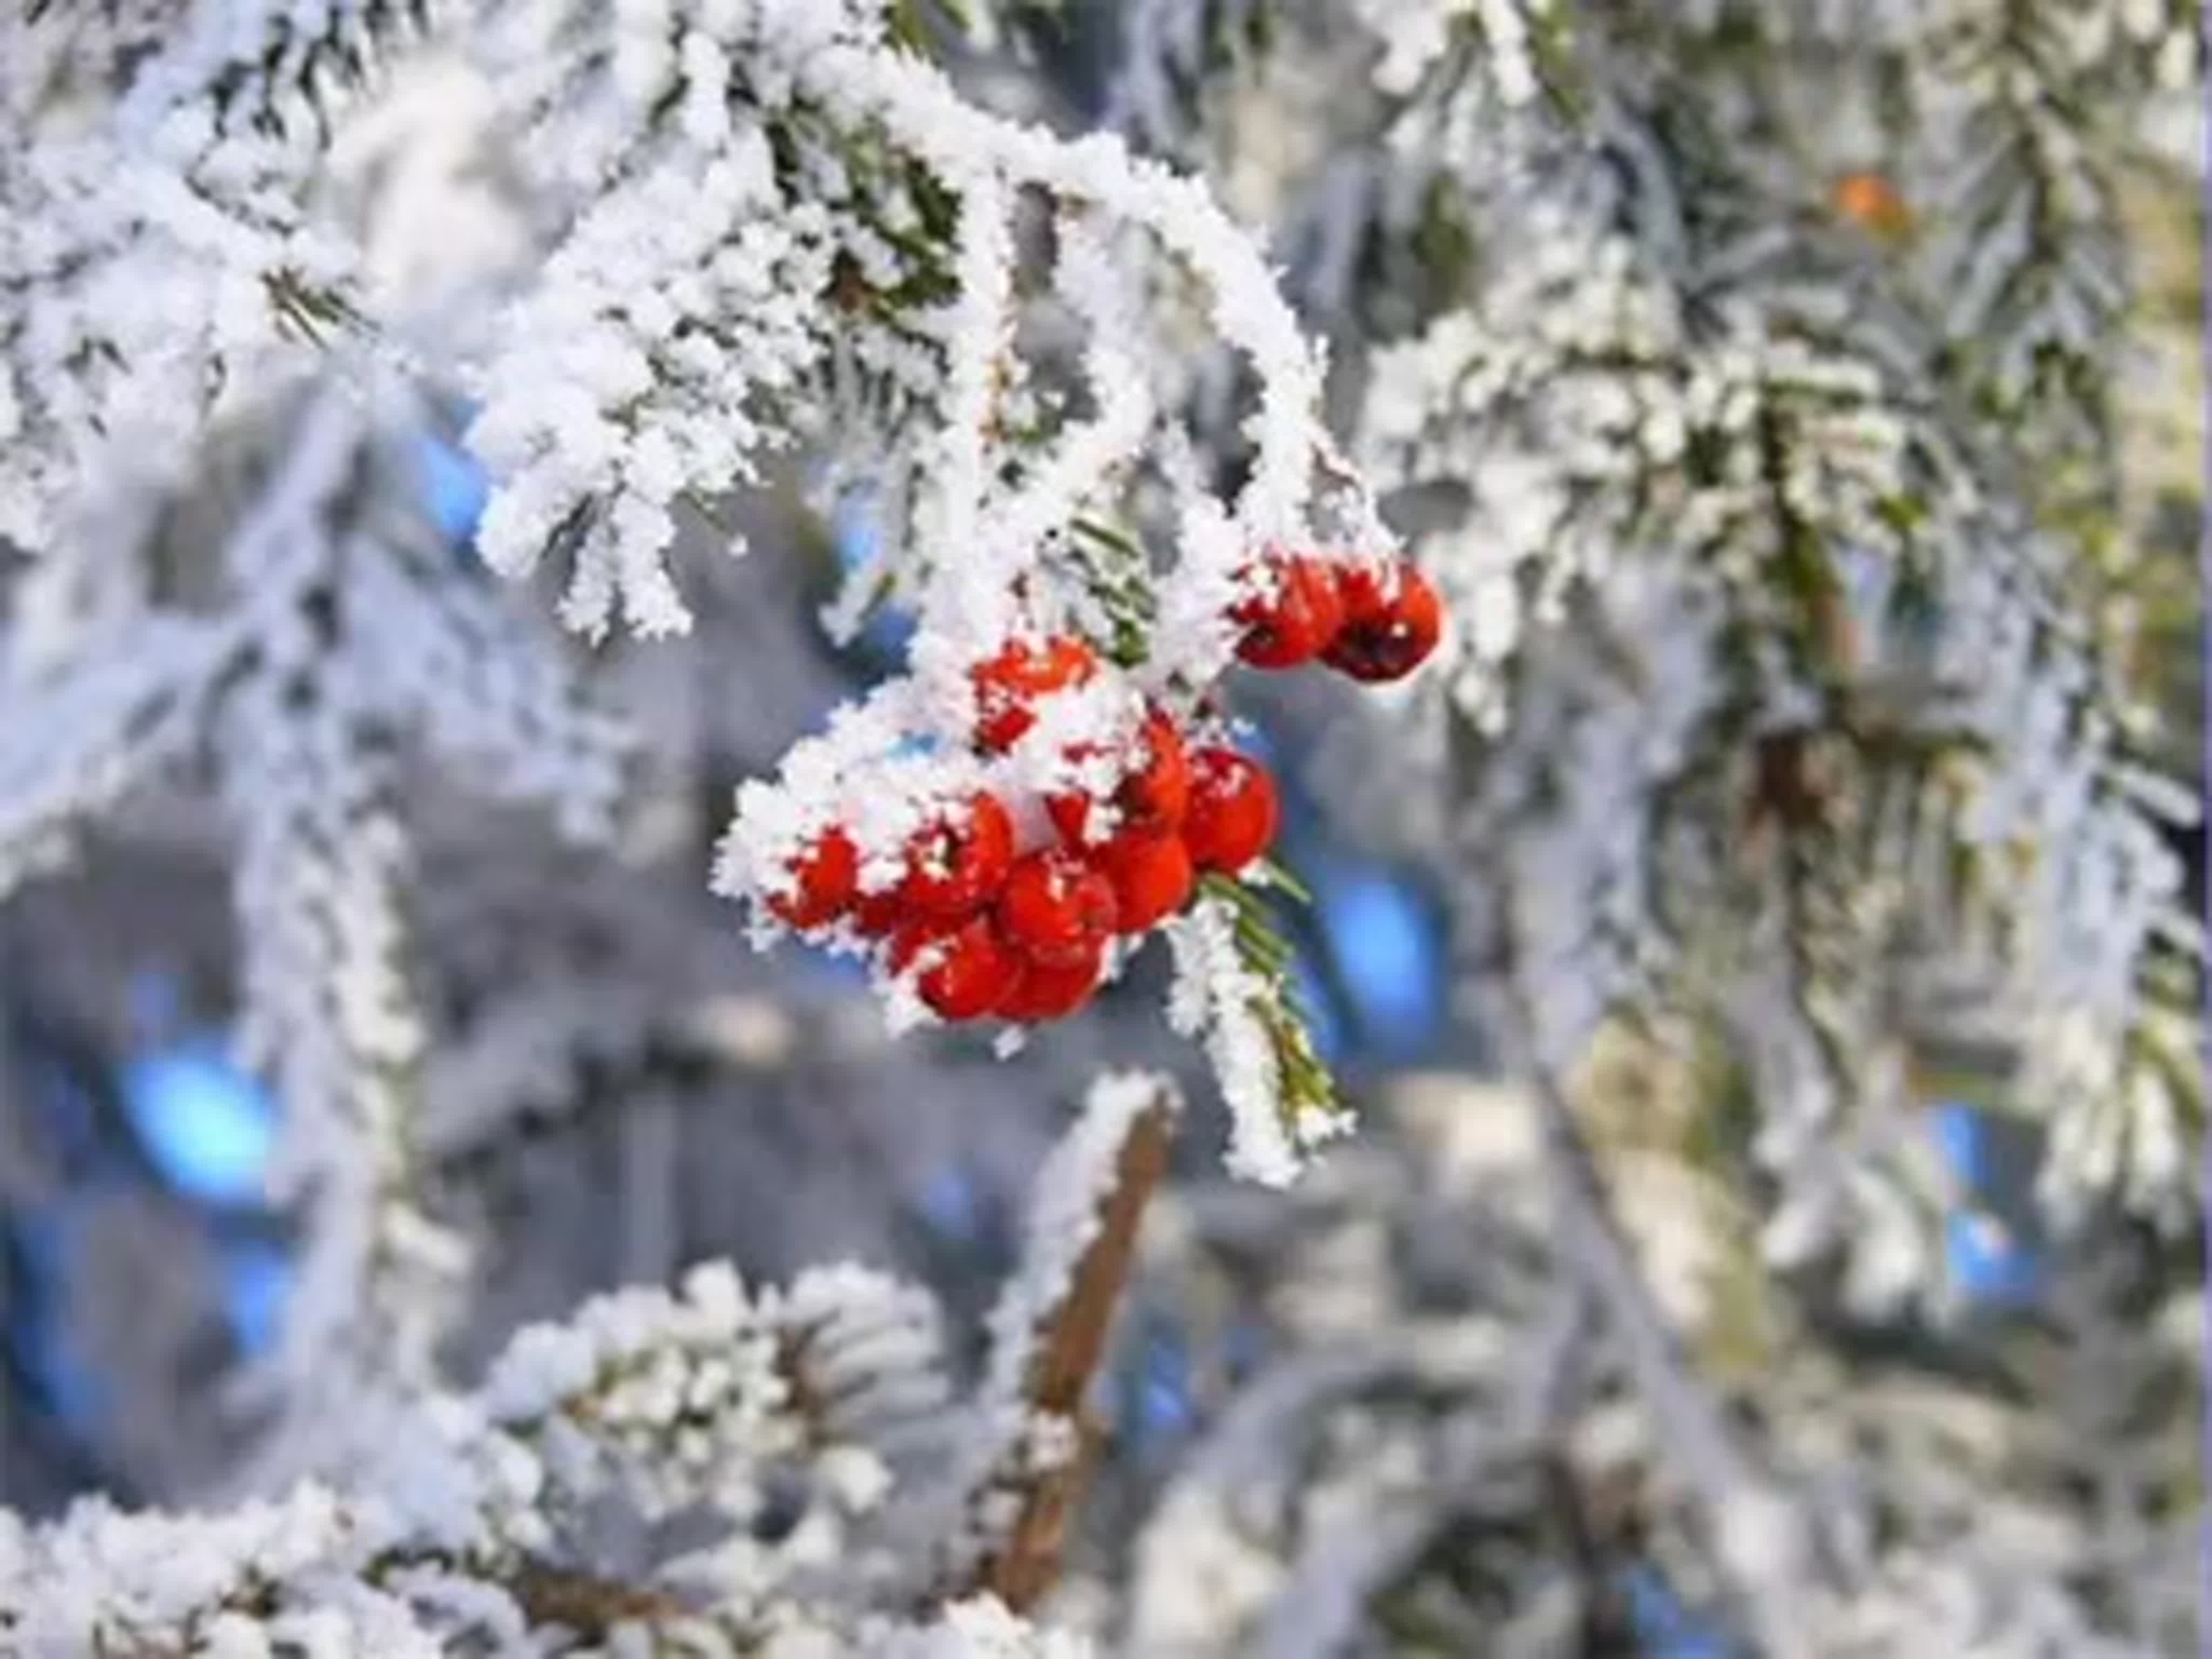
[1165,879,1350,1188]
[1342,63,2200,1303]
[1663,0,2200,456]
[0,379,637,1480]
[8,0,1420,1185]
[5,1,1379,638]
[0,1258,1107,1656]
[426,0,1371,647]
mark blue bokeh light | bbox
[22,1054,100,1168]
[1134,1326,1197,1437]
[1928,1099,1992,1192]
[412,431,490,546]
[120,1040,276,1209]
[834,495,918,664]
[1623,1564,1735,1657]
[220,1239,294,1355]
[7,1211,106,1429]
[1310,865,1443,1057]
[1230,718,1282,772]
[1945,1210,2042,1307]
[1926,1099,2045,1308]
[916,1163,986,1245]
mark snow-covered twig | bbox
[940,1071,1182,1611]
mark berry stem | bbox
[1196,871,1343,1133]
[1069,518,1159,667]
[1249,855,1314,905]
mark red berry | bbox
[970,635,1098,753]
[1096,832,1195,933]
[899,792,1016,916]
[765,827,859,929]
[997,849,1118,968]
[1044,789,1093,846]
[852,887,906,938]
[1047,707,1191,845]
[995,938,1106,1022]
[1321,562,1443,683]
[1233,555,1346,669]
[1122,709,1191,831]
[1182,748,1279,873]
[891,913,1020,1021]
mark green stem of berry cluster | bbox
[1198,866,1343,1133]
[263,267,370,345]
[1069,518,1159,669]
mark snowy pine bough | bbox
[0,0,1403,1644]
[1,1073,1179,1655]
[1129,0,2204,1307]
[5,0,1410,1193]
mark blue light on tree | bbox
[1945,1210,2043,1307]
[109,989,296,1360]
[1132,1325,1198,1437]
[1307,862,1444,1060]
[834,495,918,664]
[6,1211,107,1431]
[1926,1098,2045,1309]
[119,1038,276,1210]
[1622,1563,1736,1658]
[1928,1100,1993,1190]
[412,430,490,547]
[915,1163,987,1246]
[220,1239,295,1355]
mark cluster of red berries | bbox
[756,549,1439,1028]
[1231,549,1442,683]
[764,639,1278,1024]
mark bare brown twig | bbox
[966,1091,1175,1614]
[508,1561,691,1635]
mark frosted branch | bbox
[939,1071,1181,1610]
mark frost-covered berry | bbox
[900,792,1017,916]
[970,635,1099,753]
[1096,831,1195,933]
[892,913,1021,1020]
[998,848,1119,967]
[1119,708,1192,832]
[995,937,1107,1021]
[1233,553,1346,669]
[853,886,908,939]
[1048,707,1191,845]
[1182,748,1279,873]
[1322,563,1442,683]
[766,828,860,929]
